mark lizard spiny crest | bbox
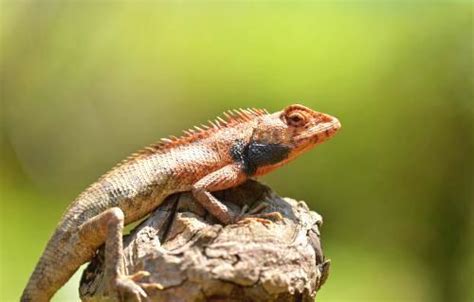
[120,108,269,163]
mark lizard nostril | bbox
[316,113,334,124]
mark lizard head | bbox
[279,103,341,150]
[242,104,341,176]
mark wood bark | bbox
[79,180,330,302]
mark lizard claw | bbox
[128,271,150,282]
[236,216,273,225]
[113,270,163,302]
[115,274,147,302]
[247,202,270,215]
[234,202,283,225]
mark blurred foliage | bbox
[0,1,472,301]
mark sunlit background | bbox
[1,1,472,301]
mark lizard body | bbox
[21,104,341,301]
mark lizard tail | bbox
[21,230,90,302]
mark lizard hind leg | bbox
[78,207,161,301]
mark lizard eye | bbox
[285,111,307,127]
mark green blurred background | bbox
[1,1,472,301]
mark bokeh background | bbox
[1,1,472,301]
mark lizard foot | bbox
[236,212,284,225]
[234,202,283,225]
[114,271,163,302]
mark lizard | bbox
[21,104,341,302]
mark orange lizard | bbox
[22,104,341,301]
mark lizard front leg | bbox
[78,207,160,301]
[192,164,248,224]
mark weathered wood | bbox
[79,180,330,302]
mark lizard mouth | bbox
[294,117,341,144]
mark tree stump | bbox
[79,180,330,302]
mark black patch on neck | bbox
[230,140,291,176]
